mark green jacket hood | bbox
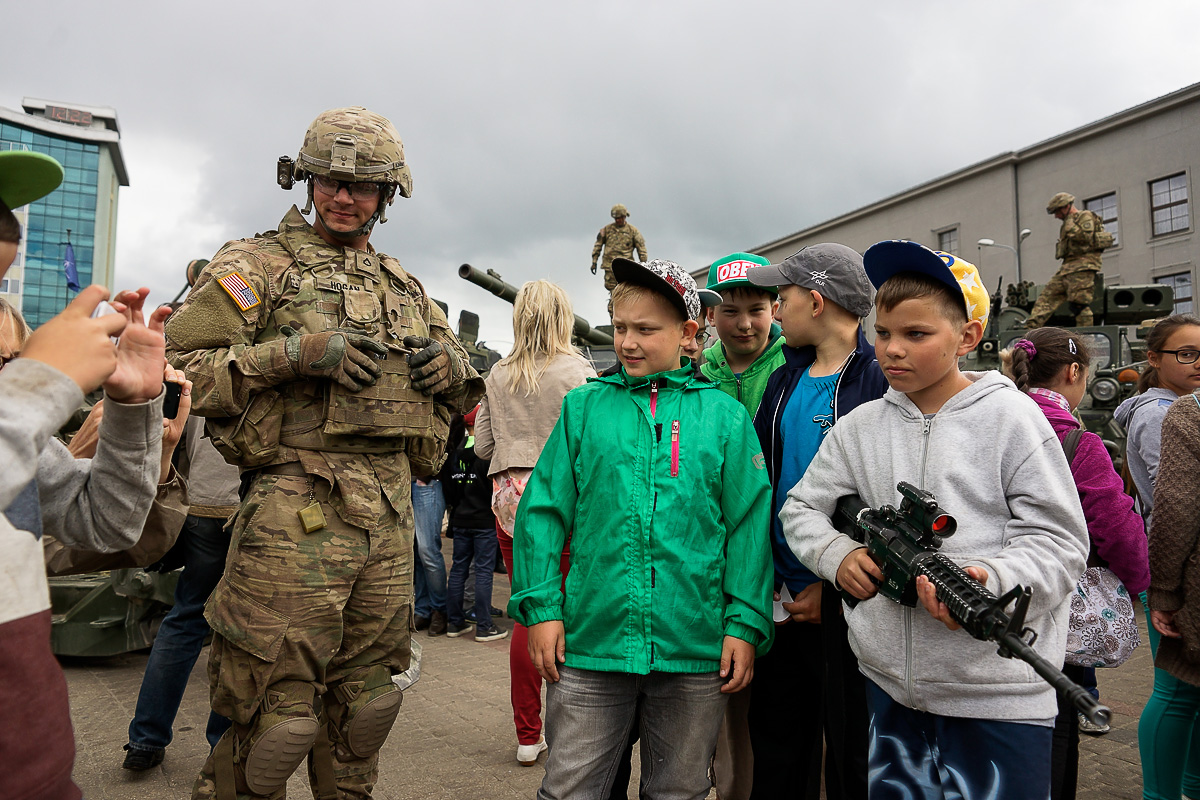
[700,328,786,416]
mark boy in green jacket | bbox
[509,258,774,800]
[701,252,786,417]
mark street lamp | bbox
[977,228,1032,283]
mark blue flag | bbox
[63,242,80,292]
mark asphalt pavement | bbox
[64,572,1156,800]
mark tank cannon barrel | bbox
[458,263,518,304]
[458,264,613,346]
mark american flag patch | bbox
[217,272,261,311]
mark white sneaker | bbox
[516,736,547,766]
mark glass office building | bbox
[0,99,127,327]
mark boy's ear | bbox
[809,290,824,318]
[956,319,985,356]
[681,318,700,341]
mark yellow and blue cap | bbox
[863,240,989,329]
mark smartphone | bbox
[90,300,121,344]
[163,381,182,419]
[772,585,794,624]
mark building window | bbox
[1156,271,1194,314]
[937,228,959,255]
[1084,192,1119,246]
[1150,173,1190,236]
[0,278,18,294]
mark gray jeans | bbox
[539,665,728,800]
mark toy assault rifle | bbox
[834,482,1110,727]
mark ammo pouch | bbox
[407,405,452,478]
[323,347,436,438]
[206,390,284,468]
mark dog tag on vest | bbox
[298,503,327,534]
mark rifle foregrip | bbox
[918,553,996,637]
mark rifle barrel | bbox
[999,632,1111,728]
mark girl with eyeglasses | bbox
[1113,313,1200,800]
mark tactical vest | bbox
[212,217,449,470]
[1057,210,1105,266]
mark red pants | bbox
[498,527,570,745]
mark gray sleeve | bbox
[1140,403,1171,492]
[0,360,85,509]
[973,432,1089,620]
[36,388,166,553]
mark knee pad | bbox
[330,664,403,760]
[1069,302,1090,315]
[240,683,320,796]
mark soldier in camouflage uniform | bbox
[1026,192,1112,329]
[591,203,648,294]
[165,107,484,800]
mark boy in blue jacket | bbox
[509,258,774,800]
[746,244,886,800]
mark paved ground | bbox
[64,571,1156,800]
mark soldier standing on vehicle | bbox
[1025,192,1114,329]
[591,203,647,295]
[166,107,484,800]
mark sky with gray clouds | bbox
[5,1,1199,352]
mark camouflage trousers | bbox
[601,263,619,292]
[1026,268,1098,328]
[192,472,413,800]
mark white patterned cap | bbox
[612,258,701,321]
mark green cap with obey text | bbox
[706,252,777,295]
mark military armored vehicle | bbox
[964,274,1174,464]
[458,264,618,372]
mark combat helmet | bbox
[278,106,412,237]
[185,258,209,288]
[1046,192,1075,214]
[611,203,629,219]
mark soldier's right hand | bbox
[590,263,597,275]
[20,285,126,394]
[281,326,387,392]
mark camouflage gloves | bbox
[403,335,460,395]
[590,264,597,275]
[281,326,388,392]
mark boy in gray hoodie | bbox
[781,241,1088,800]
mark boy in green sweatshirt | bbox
[701,252,786,417]
[509,258,773,800]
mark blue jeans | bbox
[127,515,232,752]
[447,526,498,627]
[865,679,1052,800]
[411,481,447,617]
[539,666,727,800]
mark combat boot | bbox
[429,610,448,636]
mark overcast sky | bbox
[5,1,1199,352]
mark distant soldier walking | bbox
[167,107,483,800]
[1026,192,1114,328]
[591,203,648,293]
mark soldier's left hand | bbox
[404,335,459,395]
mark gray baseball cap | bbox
[746,243,873,318]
